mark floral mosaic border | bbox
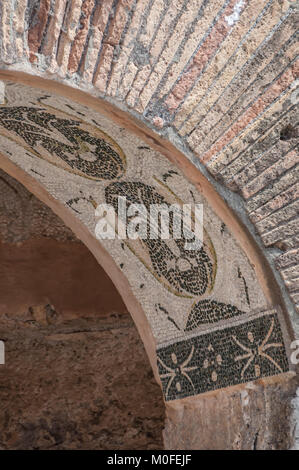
[157,310,289,400]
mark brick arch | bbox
[0,0,298,449]
[0,76,294,381]
[0,76,296,449]
[0,0,297,330]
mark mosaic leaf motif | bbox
[105,181,216,297]
[157,312,289,400]
[185,299,245,330]
[0,107,126,180]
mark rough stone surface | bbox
[163,375,298,450]
[0,313,164,450]
[0,169,77,243]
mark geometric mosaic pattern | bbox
[158,310,289,400]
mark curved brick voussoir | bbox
[0,0,298,450]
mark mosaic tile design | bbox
[105,181,216,298]
[185,299,245,330]
[0,106,126,181]
[158,310,289,401]
[0,83,290,400]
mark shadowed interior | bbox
[0,170,165,450]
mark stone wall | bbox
[164,376,298,450]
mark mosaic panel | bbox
[0,106,126,180]
[0,82,290,400]
[105,181,216,298]
[158,311,289,400]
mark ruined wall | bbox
[164,376,298,450]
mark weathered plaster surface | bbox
[291,387,299,449]
[163,374,298,449]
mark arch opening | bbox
[0,168,165,450]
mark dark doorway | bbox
[0,169,165,450]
